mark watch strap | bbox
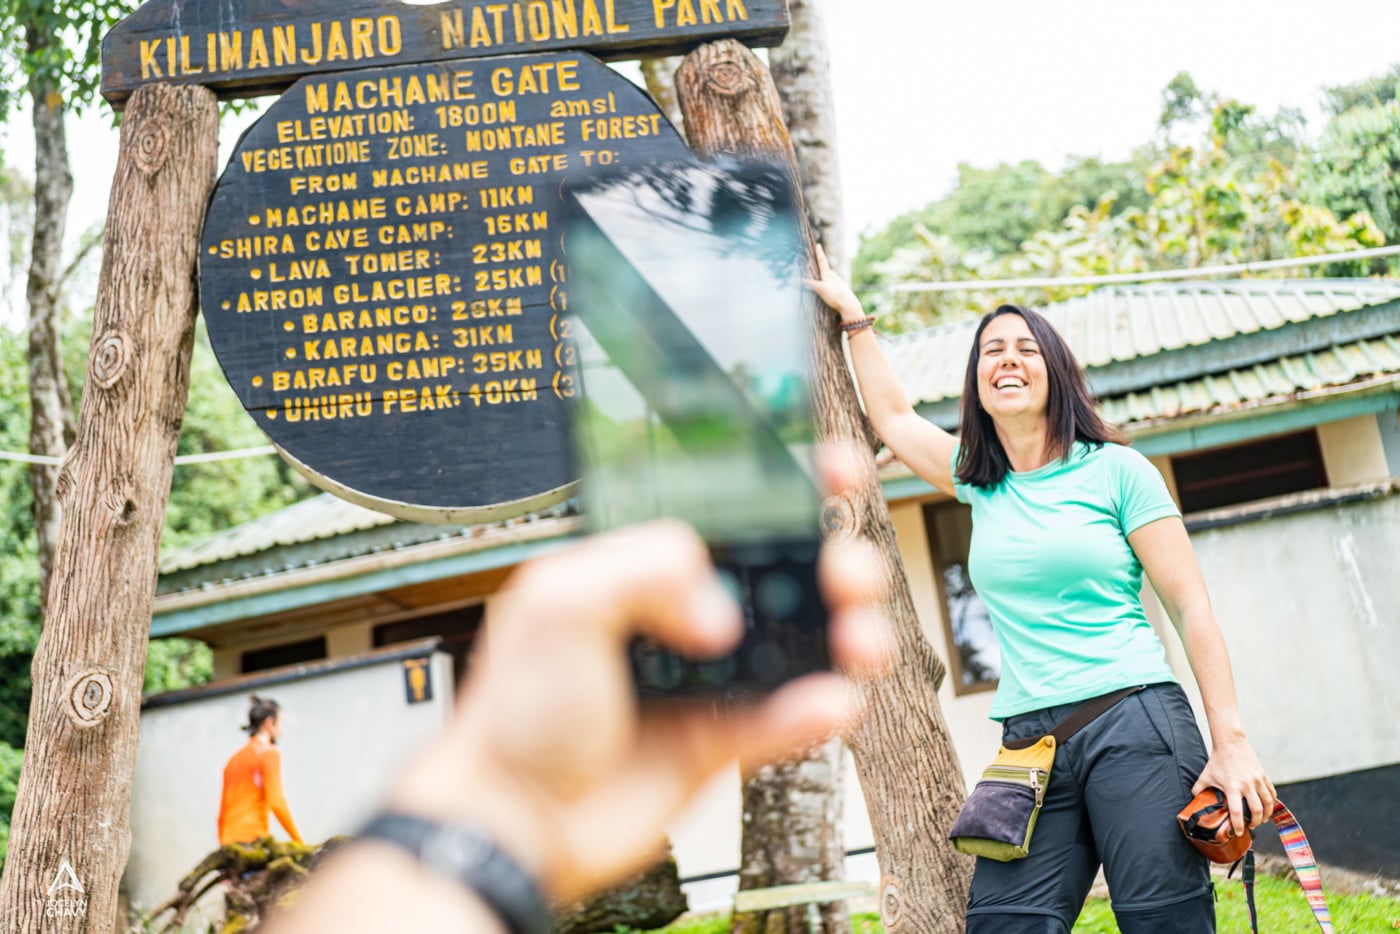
[357,812,552,934]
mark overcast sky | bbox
[5,0,1400,267]
[824,0,1400,246]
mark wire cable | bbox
[0,445,278,467]
[883,244,1400,294]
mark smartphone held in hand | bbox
[560,159,830,703]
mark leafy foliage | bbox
[0,295,308,788]
[164,321,310,552]
[0,327,40,751]
[1320,64,1400,116]
[1304,94,1400,246]
[853,72,1385,332]
[144,638,213,696]
[0,0,136,117]
[0,164,31,321]
[0,739,21,872]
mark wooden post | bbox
[676,41,974,932]
[0,83,219,930]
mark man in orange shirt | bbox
[218,695,304,846]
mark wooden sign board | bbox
[102,0,789,106]
[199,51,692,521]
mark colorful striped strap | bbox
[1237,800,1333,933]
[1273,801,1332,932]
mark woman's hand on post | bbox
[804,244,867,324]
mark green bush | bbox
[0,740,23,873]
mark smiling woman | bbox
[956,304,1120,488]
[807,249,1276,933]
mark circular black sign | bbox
[200,52,690,521]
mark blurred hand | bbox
[386,459,892,903]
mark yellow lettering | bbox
[306,82,329,114]
[304,23,324,65]
[273,25,297,65]
[379,16,403,54]
[351,18,375,59]
[442,10,465,49]
[248,30,270,69]
[582,0,604,35]
[553,0,579,38]
[220,31,244,71]
[605,0,629,32]
[140,40,163,79]
[526,2,550,39]
[470,8,493,47]
[326,22,350,62]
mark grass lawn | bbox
[622,873,1400,932]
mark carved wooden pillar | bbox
[0,83,220,931]
[677,40,974,933]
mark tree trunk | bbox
[768,0,847,272]
[640,57,686,140]
[0,83,219,931]
[732,742,848,934]
[676,41,973,933]
[24,26,79,616]
[729,5,853,930]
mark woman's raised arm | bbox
[806,247,957,496]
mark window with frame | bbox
[373,604,486,686]
[1169,429,1327,514]
[923,501,999,694]
[240,636,327,674]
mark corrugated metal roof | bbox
[158,279,1400,584]
[157,494,578,584]
[160,494,396,573]
[888,279,1400,409]
[1100,335,1400,426]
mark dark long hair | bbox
[243,695,280,735]
[954,304,1123,489]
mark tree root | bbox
[141,836,347,933]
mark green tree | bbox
[1320,64,1400,116]
[852,154,1154,329]
[0,740,21,873]
[854,74,1382,332]
[1,0,136,613]
[166,324,309,550]
[1304,90,1400,250]
[0,326,40,753]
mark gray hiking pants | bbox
[966,682,1215,933]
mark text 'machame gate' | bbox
[102,0,789,520]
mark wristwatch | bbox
[357,811,552,934]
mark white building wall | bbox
[133,486,1398,915]
[124,649,455,918]
[1186,493,1400,784]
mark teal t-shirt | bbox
[953,441,1181,719]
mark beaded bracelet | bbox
[840,315,876,335]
